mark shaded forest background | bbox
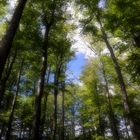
[0,0,140,140]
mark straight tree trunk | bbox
[5,60,23,140]
[0,0,27,80]
[40,67,51,139]
[0,124,5,139]
[28,125,32,140]
[94,82,105,139]
[32,1,56,139]
[32,25,50,140]
[96,16,140,140]
[53,93,58,140]
[71,105,75,139]
[71,89,77,139]
[61,80,65,140]
[101,61,120,140]
[53,65,61,140]
[19,123,23,139]
[22,127,26,139]
[0,49,17,108]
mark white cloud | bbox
[66,2,95,59]
[71,29,95,59]
[9,0,17,9]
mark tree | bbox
[105,0,140,48]
[76,0,140,138]
[5,60,23,140]
[0,0,27,79]
[0,0,140,139]
[32,0,61,139]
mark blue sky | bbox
[67,53,87,82]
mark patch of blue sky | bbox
[66,53,87,83]
[98,0,105,8]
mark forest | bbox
[0,0,140,140]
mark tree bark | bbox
[0,0,27,80]
[0,49,17,108]
[28,125,32,140]
[40,67,51,139]
[32,25,50,140]
[32,0,56,139]
[94,82,105,139]
[5,60,23,140]
[53,93,58,140]
[61,80,65,140]
[0,124,5,139]
[53,64,61,140]
[71,103,76,139]
[97,16,140,140]
[19,123,23,139]
[101,61,120,140]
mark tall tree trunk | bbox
[71,105,76,139]
[19,123,23,139]
[32,0,56,138]
[61,80,65,140]
[0,0,27,79]
[5,60,23,140]
[94,82,105,139]
[53,59,62,140]
[32,25,50,140]
[96,16,140,140]
[22,127,26,139]
[28,125,32,140]
[0,49,17,108]
[53,65,61,140]
[53,93,58,140]
[0,124,5,139]
[101,61,120,140]
[40,67,51,139]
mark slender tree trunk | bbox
[71,105,75,140]
[19,123,23,139]
[61,81,65,140]
[53,69,59,140]
[32,0,56,138]
[53,93,58,140]
[40,96,48,139]
[101,61,120,140]
[5,60,23,140]
[32,23,50,140]
[96,16,140,140]
[22,127,26,139]
[28,125,32,140]
[94,82,105,139]
[0,49,17,108]
[0,0,27,79]
[40,67,51,139]
[0,124,5,139]
[53,62,62,140]
[32,60,47,140]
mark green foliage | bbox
[0,0,140,139]
[126,49,140,82]
[105,0,140,45]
